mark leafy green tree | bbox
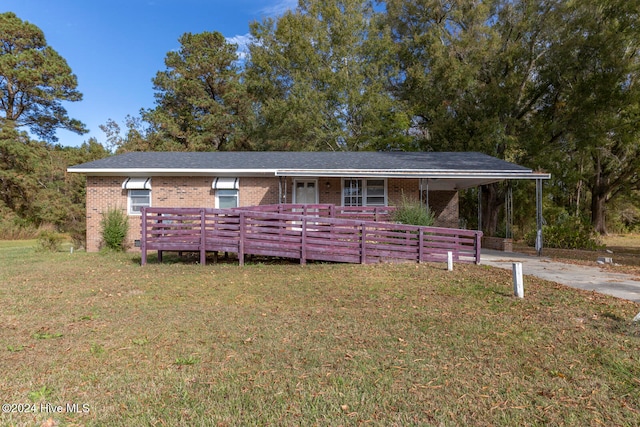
[143,31,253,151]
[386,0,562,234]
[387,0,640,235]
[0,12,87,141]
[538,0,640,234]
[99,115,180,153]
[0,125,108,240]
[0,128,39,219]
[246,0,411,151]
[32,139,109,230]
[0,12,96,239]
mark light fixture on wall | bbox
[326,181,331,189]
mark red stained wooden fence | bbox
[140,204,482,266]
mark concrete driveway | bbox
[481,249,640,303]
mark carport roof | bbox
[68,151,549,190]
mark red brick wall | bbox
[428,191,459,228]
[317,178,343,205]
[86,176,129,253]
[239,177,280,206]
[86,176,277,252]
[387,178,420,205]
[85,175,459,252]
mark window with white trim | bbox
[122,177,152,215]
[213,177,239,208]
[216,189,239,208]
[128,189,151,214]
[342,179,387,206]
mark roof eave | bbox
[67,167,551,181]
[66,168,279,177]
[275,170,551,180]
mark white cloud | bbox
[226,0,297,62]
[259,0,298,17]
[226,34,253,61]
[226,34,252,49]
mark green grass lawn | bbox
[1,242,639,426]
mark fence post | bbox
[200,209,206,265]
[453,233,460,262]
[239,212,245,266]
[141,207,147,265]
[447,251,453,271]
[360,223,367,264]
[156,212,164,263]
[418,228,424,263]
[475,231,483,264]
[301,218,307,265]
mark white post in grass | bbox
[513,263,524,298]
[447,251,453,271]
[633,312,640,323]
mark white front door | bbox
[294,180,318,204]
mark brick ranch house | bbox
[67,151,550,252]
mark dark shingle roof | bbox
[68,151,531,173]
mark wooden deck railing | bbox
[232,203,396,222]
[140,205,482,266]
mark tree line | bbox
[1,0,639,242]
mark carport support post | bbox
[505,182,513,239]
[477,186,482,232]
[536,178,544,256]
[423,179,429,210]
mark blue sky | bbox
[2,0,297,147]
